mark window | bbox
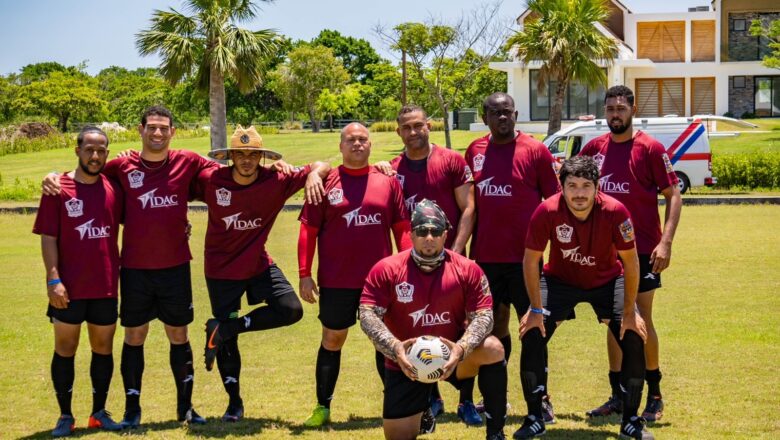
[732,19,746,31]
[529,71,606,121]
[692,78,715,115]
[636,78,685,117]
[754,76,780,117]
[637,21,686,62]
[732,76,746,89]
[691,20,715,62]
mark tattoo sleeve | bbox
[456,309,494,359]
[359,304,400,361]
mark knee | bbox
[165,326,189,345]
[322,329,347,351]
[55,340,78,357]
[481,335,505,363]
[124,327,147,346]
[284,301,304,325]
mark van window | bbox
[549,137,566,154]
[567,136,583,157]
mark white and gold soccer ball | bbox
[406,336,451,383]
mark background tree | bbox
[0,77,18,123]
[506,0,617,135]
[136,0,279,151]
[375,1,509,147]
[311,29,383,83]
[97,66,170,125]
[750,18,780,70]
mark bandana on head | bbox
[411,199,451,232]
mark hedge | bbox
[713,152,780,189]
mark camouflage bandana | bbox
[411,199,451,232]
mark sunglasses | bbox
[414,227,445,237]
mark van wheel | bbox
[675,171,690,194]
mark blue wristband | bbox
[47,278,61,286]
[530,307,544,314]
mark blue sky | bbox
[0,0,715,75]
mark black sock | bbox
[478,361,507,436]
[374,350,386,383]
[520,328,547,418]
[610,322,645,422]
[52,353,75,416]
[646,369,662,397]
[315,346,341,408]
[169,342,194,412]
[542,344,550,399]
[221,293,303,339]
[217,337,242,406]
[121,343,144,413]
[459,378,475,403]
[431,382,441,400]
[90,352,113,414]
[609,370,622,398]
[499,335,512,361]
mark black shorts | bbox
[478,262,530,314]
[318,287,361,330]
[206,264,295,320]
[638,254,662,293]
[542,275,625,323]
[383,368,464,419]
[120,263,193,327]
[47,298,118,326]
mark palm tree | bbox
[136,0,278,151]
[506,0,617,135]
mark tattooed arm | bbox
[359,304,400,361]
[455,309,494,360]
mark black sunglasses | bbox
[414,227,445,237]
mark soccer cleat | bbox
[457,400,483,426]
[303,404,331,428]
[119,410,141,429]
[222,402,244,422]
[641,395,664,422]
[87,409,122,431]
[486,431,507,440]
[619,416,654,439]
[541,395,556,424]
[586,395,623,417]
[430,396,445,417]
[419,407,436,434]
[178,407,207,425]
[52,415,75,437]
[512,415,546,439]
[204,318,223,372]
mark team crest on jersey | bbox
[619,218,635,243]
[396,174,405,188]
[464,165,474,182]
[405,194,417,212]
[128,170,144,189]
[662,153,674,174]
[592,153,606,170]
[328,188,343,205]
[473,153,486,172]
[395,282,414,303]
[216,188,231,207]
[65,197,83,218]
[555,223,573,243]
[480,275,491,296]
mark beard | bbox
[79,159,104,176]
[608,117,632,135]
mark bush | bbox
[713,152,780,189]
[282,121,303,130]
[0,174,38,201]
[0,133,69,156]
[369,119,445,132]
[740,111,756,119]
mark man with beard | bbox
[516,156,651,440]
[34,126,124,436]
[298,122,411,428]
[465,92,560,423]
[195,125,330,422]
[359,199,508,440]
[579,85,681,422]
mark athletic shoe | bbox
[222,403,244,422]
[52,415,75,437]
[430,396,445,417]
[619,416,654,439]
[541,395,555,424]
[586,395,623,417]
[486,431,507,440]
[419,407,436,434]
[457,400,483,426]
[87,409,122,431]
[204,318,222,372]
[303,404,330,428]
[512,415,546,439]
[641,395,664,422]
[178,407,207,425]
[119,410,141,429]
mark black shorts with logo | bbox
[542,275,625,323]
[48,298,118,326]
[318,287,361,330]
[206,264,295,320]
[120,263,193,327]
[638,254,662,293]
[383,368,466,419]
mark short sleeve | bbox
[298,197,325,228]
[448,152,473,187]
[283,164,312,199]
[361,260,393,309]
[648,141,679,191]
[535,145,561,198]
[578,138,599,157]
[190,167,216,201]
[33,194,61,237]
[524,204,551,252]
[612,203,636,251]
[462,261,493,313]
[389,177,409,224]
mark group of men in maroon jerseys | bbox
[35,83,680,440]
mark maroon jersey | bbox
[299,166,408,289]
[526,193,635,290]
[579,131,678,254]
[103,150,218,269]
[465,132,560,263]
[361,249,493,369]
[390,144,473,249]
[33,174,123,300]
[194,165,311,280]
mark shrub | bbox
[282,121,303,130]
[0,133,70,156]
[713,152,780,189]
[369,119,445,132]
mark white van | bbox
[542,115,757,193]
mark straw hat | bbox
[208,125,282,161]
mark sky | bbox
[0,0,717,76]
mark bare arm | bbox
[304,161,332,205]
[520,249,546,337]
[41,235,68,309]
[651,185,682,273]
[450,183,475,255]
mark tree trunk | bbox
[441,102,452,149]
[308,108,320,133]
[548,80,567,136]
[58,113,68,133]
[328,114,334,132]
[209,67,228,151]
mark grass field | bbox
[1,205,778,439]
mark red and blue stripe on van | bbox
[665,119,708,164]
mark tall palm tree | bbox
[506,0,617,135]
[136,0,278,151]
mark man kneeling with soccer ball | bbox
[360,199,508,440]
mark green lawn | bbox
[708,118,780,155]
[1,205,778,439]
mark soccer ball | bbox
[406,336,451,383]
